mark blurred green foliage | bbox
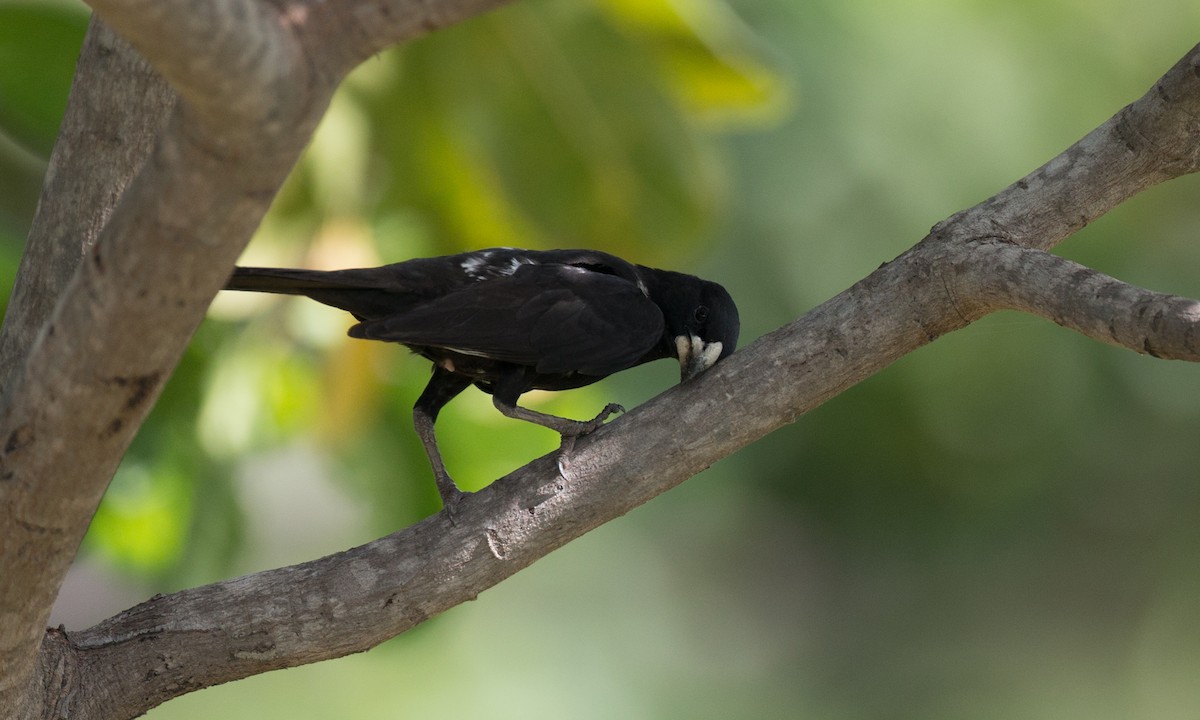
[0,0,86,265]
[0,1,82,156]
[4,0,1200,718]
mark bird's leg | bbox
[490,369,624,470]
[413,366,473,519]
[491,398,625,436]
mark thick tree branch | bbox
[0,18,174,395]
[14,40,1200,720]
[0,74,322,720]
[0,1,519,716]
[85,0,301,134]
[0,18,175,713]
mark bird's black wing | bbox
[350,263,665,377]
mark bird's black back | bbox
[226,249,644,322]
[225,248,737,393]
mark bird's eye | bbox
[693,305,709,324]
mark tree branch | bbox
[0,1,519,716]
[85,0,300,134]
[934,47,1200,250]
[0,18,175,713]
[960,242,1200,361]
[16,39,1200,720]
[340,0,518,67]
[0,17,174,395]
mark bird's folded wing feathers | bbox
[349,264,665,376]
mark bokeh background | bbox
[4,0,1200,717]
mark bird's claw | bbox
[555,402,625,476]
[580,402,625,434]
[438,482,470,524]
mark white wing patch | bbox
[505,256,532,275]
[460,250,533,281]
[460,251,495,280]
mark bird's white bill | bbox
[676,335,723,381]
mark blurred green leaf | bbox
[87,461,189,572]
[599,0,789,125]
[0,129,43,237]
[0,1,88,234]
[269,0,784,266]
[0,0,88,157]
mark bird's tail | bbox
[224,266,412,321]
[225,267,352,294]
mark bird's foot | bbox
[555,403,625,474]
[560,403,625,445]
[437,476,471,524]
[578,402,625,434]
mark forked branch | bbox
[1,2,1198,716]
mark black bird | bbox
[224,247,739,515]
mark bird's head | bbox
[651,272,740,382]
